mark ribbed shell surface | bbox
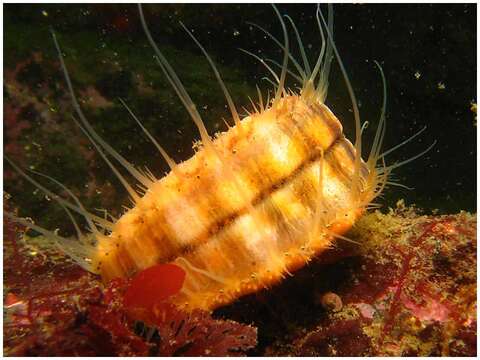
[94,95,369,310]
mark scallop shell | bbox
[5,5,389,312]
[95,95,371,310]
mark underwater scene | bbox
[3,3,476,356]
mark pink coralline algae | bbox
[3,198,475,356]
[3,204,257,356]
[264,203,476,356]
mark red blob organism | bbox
[123,263,186,312]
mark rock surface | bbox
[3,202,476,356]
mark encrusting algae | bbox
[5,4,433,311]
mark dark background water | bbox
[4,3,476,232]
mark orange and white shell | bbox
[6,5,388,313]
[95,95,372,311]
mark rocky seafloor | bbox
[3,201,476,356]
